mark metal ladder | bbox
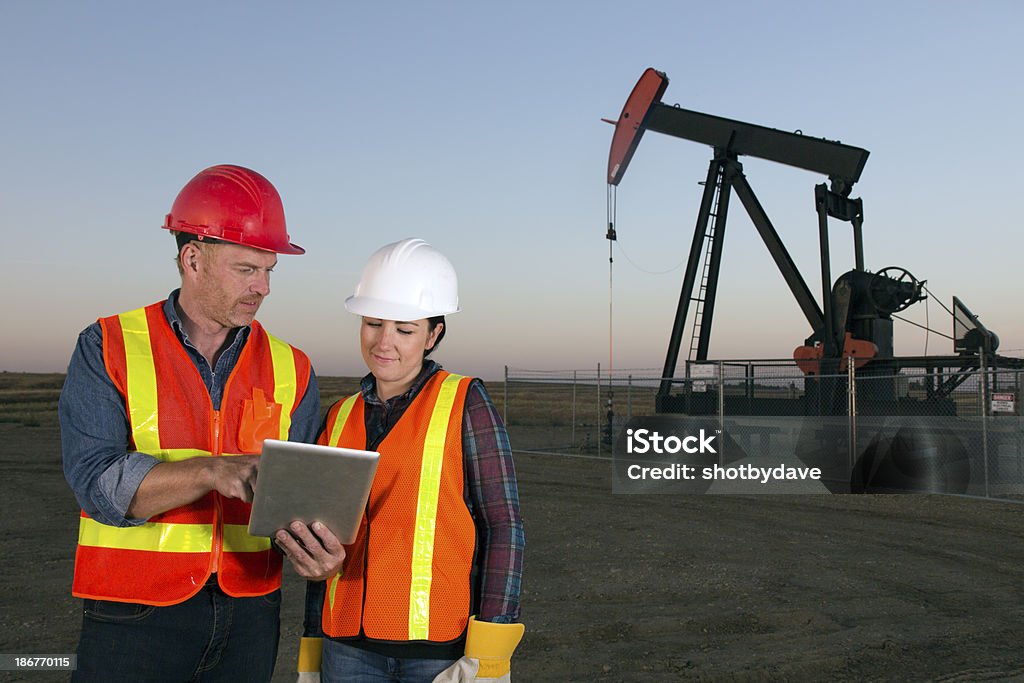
[687,165,726,360]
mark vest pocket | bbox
[238,388,283,452]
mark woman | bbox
[299,238,525,683]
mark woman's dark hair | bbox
[424,316,446,357]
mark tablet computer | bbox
[247,439,379,543]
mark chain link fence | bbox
[501,362,1024,499]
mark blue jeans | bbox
[322,639,457,682]
[72,583,281,682]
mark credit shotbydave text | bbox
[625,463,822,482]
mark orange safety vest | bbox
[320,370,477,643]
[72,301,311,606]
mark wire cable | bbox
[613,239,688,275]
[921,283,955,318]
[608,185,614,381]
[892,313,955,340]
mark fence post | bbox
[847,358,857,473]
[745,362,753,413]
[627,375,633,420]
[503,365,509,427]
[979,348,989,498]
[717,361,725,463]
[1018,370,1023,480]
[572,370,577,451]
[597,363,602,458]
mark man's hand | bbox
[205,454,260,502]
[127,454,261,520]
[276,522,347,581]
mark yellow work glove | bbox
[296,636,322,683]
[432,617,525,683]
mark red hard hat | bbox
[162,164,304,254]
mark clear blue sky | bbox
[2,1,1022,380]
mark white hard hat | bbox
[345,238,461,320]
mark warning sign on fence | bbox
[991,392,1016,413]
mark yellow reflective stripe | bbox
[78,519,268,553]
[119,308,160,453]
[327,395,360,447]
[78,517,213,553]
[408,373,464,639]
[155,450,254,462]
[154,448,210,463]
[152,450,254,463]
[324,394,360,614]
[327,574,340,612]
[223,523,272,552]
[324,394,359,613]
[266,331,297,440]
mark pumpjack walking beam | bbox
[606,68,870,397]
[608,70,869,191]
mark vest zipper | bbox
[211,409,223,574]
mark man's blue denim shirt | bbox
[59,290,320,527]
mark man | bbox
[60,164,346,682]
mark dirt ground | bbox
[3,420,1024,682]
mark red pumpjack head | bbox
[605,68,668,186]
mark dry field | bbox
[2,373,1023,682]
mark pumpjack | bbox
[604,68,1020,417]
